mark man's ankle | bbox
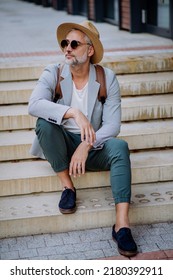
[63,186,75,192]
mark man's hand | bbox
[64,108,96,145]
[69,141,92,178]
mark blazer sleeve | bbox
[93,67,121,148]
[28,64,70,125]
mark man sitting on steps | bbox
[28,20,138,257]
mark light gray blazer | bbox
[28,63,121,158]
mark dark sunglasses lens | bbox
[61,40,68,49]
[71,40,78,49]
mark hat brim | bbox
[57,22,104,64]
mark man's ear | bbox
[88,45,94,58]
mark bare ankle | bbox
[63,186,75,192]
[115,224,130,232]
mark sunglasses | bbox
[60,39,91,50]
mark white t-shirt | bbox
[62,81,88,133]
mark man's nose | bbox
[66,43,72,51]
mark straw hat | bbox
[57,20,104,64]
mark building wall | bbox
[88,0,95,20]
[52,0,172,39]
[120,0,130,30]
[67,0,72,14]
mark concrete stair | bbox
[1,120,173,161]
[1,71,173,104]
[0,149,173,197]
[1,182,173,238]
[1,94,173,131]
[0,52,173,238]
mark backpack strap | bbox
[53,64,107,104]
[53,64,64,103]
[94,64,107,104]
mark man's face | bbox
[62,30,94,66]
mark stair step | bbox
[102,52,173,74]
[0,120,172,161]
[0,149,172,197]
[0,64,46,82]
[0,181,173,238]
[122,93,173,121]
[0,72,173,105]
[0,81,36,104]
[1,94,173,130]
[119,119,173,150]
[0,105,36,130]
[0,53,173,82]
[118,72,173,97]
[0,130,35,161]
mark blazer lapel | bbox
[87,64,100,121]
[60,64,73,106]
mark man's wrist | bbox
[63,107,76,119]
[81,141,93,151]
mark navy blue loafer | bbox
[59,187,76,214]
[112,225,138,257]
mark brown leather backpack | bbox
[53,64,107,104]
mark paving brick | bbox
[79,228,104,243]
[138,244,160,253]
[166,222,173,230]
[156,241,173,250]
[152,222,173,229]
[65,252,86,260]
[1,250,19,260]
[91,240,111,250]
[160,233,173,242]
[0,243,9,253]
[101,227,112,240]
[143,234,165,244]
[37,246,57,257]
[48,252,86,260]
[27,235,45,249]
[147,226,168,235]
[132,234,147,246]
[84,249,105,260]
[19,248,38,259]
[0,237,17,246]
[55,244,74,255]
[108,238,118,250]
[134,224,152,236]
[9,239,28,251]
[62,232,81,245]
[44,234,64,247]
[68,230,84,239]
[17,236,34,243]
[73,242,93,253]
[103,247,119,258]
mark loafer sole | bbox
[59,206,76,214]
[112,236,138,257]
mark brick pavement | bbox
[1,222,173,260]
[0,0,173,63]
